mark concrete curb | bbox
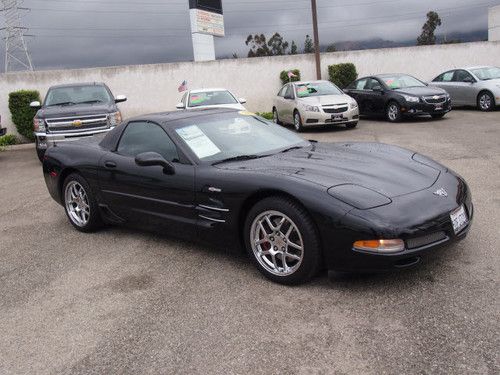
[1,143,35,151]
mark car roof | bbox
[126,107,240,125]
[48,82,107,89]
[189,88,230,93]
[290,80,329,85]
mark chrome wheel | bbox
[65,181,90,227]
[479,93,492,111]
[294,112,301,130]
[273,110,279,124]
[387,103,399,121]
[250,210,304,276]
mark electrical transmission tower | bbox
[1,0,34,72]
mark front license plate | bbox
[450,205,468,234]
[332,114,343,121]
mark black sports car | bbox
[344,74,452,122]
[42,109,473,284]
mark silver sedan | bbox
[429,66,500,111]
[272,80,359,132]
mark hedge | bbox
[0,134,18,146]
[8,90,41,141]
[256,112,274,120]
[280,69,301,85]
[328,63,358,89]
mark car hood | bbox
[393,86,446,96]
[298,95,352,105]
[218,142,441,199]
[37,102,117,119]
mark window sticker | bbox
[190,93,208,105]
[176,125,221,159]
[296,86,309,97]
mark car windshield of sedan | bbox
[295,82,343,98]
[45,85,112,106]
[188,91,238,107]
[381,75,426,89]
[174,113,308,162]
[470,67,500,80]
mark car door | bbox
[281,84,296,123]
[432,70,459,103]
[98,120,196,236]
[347,78,370,114]
[453,70,477,105]
[362,78,386,114]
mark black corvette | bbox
[42,109,473,284]
[344,74,452,122]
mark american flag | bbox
[287,71,297,78]
[178,80,188,92]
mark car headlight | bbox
[350,100,358,109]
[33,118,46,132]
[353,239,405,254]
[108,111,122,126]
[304,105,320,112]
[402,95,420,103]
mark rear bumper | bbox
[402,99,452,117]
[34,127,114,149]
[302,107,360,126]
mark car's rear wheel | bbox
[477,91,494,111]
[63,173,103,232]
[293,110,304,132]
[272,108,283,125]
[244,197,321,285]
[346,122,358,129]
[386,101,402,122]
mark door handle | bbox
[104,161,117,168]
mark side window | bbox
[454,70,473,82]
[284,85,294,99]
[117,121,179,162]
[355,79,368,90]
[364,78,381,90]
[277,86,287,97]
[181,93,187,105]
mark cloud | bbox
[0,0,498,72]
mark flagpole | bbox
[311,0,321,80]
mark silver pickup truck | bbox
[31,82,126,161]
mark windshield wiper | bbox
[46,101,76,107]
[212,154,265,165]
[77,100,103,104]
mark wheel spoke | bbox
[288,241,303,251]
[265,215,276,231]
[285,252,301,261]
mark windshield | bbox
[381,75,426,89]
[45,85,112,106]
[295,82,343,97]
[174,112,308,163]
[470,67,500,80]
[188,91,238,107]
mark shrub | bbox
[256,112,274,120]
[8,90,41,141]
[280,69,301,85]
[0,134,18,146]
[328,63,358,89]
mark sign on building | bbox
[189,0,225,61]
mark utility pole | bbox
[311,0,321,79]
[1,0,34,72]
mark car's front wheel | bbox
[244,197,321,285]
[272,108,283,125]
[386,101,402,122]
[63,173,103,232]
[293,110,304,132]
[35,139,45,163]
[477,91,494,111]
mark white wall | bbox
[1,41,500,138]
[489,5,500,41]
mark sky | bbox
[1,0,499,72]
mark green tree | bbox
[326,43,337,52]
[304,34,314,53]
[289,40,298,55]
[417,11,442,45]
[245,34,271,57]
[267,32,289,55]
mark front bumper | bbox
[34,127,114,149]
[401,99,452,117]
[301,106,359,127]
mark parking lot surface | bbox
[0,110,499,374]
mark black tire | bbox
[35,139,45,163]
[62,173,103,232]
[293,110,304,132]
[431,113,445,119]
[386,101,402,122]
[477,91,495,112]
[272,107,283,125]
[346,122,358,129]
[244,196,321,285]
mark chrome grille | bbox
[422,95,447,104]
[406,231,448,250]
[45,114,109,133]
[323,104,348,113]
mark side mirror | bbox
[463,76,474,83]
[135,152,175,175]
[372,85,383,92]
[30,101,41,108]
[175,103,185,110]
[239,98,247,104]
[115,95,127,103]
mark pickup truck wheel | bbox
[35,140,45,163]
[63,173,103,232]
